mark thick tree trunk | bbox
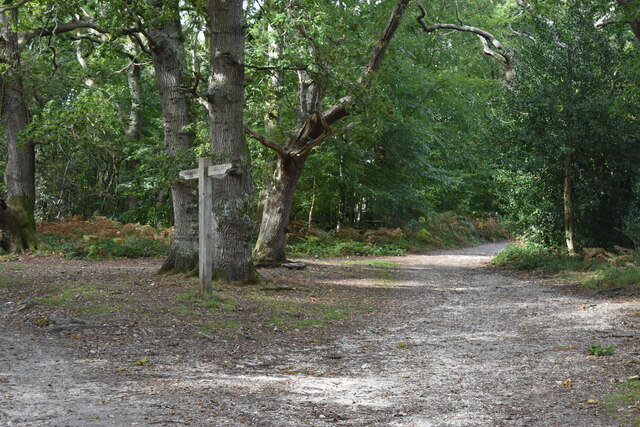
[147,4,199,273]
[563,153,576,255]
[253,154,307,264]
[0,11,38,252]
[207,0,255,281]
[160,181,198,271]
[0,199,37,252]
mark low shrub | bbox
[37,217,171,259]
[494,242,640,290]
[287,214,509,258]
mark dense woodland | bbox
[1,0,639,281]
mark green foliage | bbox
[245,0,507,233]
[85,236,169,259]
[588,343,615,357]
[493,3,640,250]
[622,205,640,249]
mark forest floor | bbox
[0,242,638,426]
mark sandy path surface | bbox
[1,242,638,426]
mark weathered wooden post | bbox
[179,158,233,297]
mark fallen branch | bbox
[48,315,114,333]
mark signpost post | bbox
[179,158,233,297]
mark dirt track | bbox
[1,243,638,426]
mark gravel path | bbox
[1,242,638,426]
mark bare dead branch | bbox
[415,0,513,84]
[363,0,411,83]
[244,126,289,159]
[107,58,150,78]
[508,23,535,41]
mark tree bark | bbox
[207,0,255,281]
[563,153,576,255]
[126,55,144,139]
[0,199,37,252]
[254,154,307,264]
[0,10,38,252]
[146,2,199,273]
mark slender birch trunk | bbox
[563,152,576,255]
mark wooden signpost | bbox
[179,158,233,297]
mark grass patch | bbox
[588,342,615,357]
[493,243,640,291]
[605,379,640,426]
[201,320,240,336]
[581,266,640,289]
[36,284,106,306]
[248,294,371,330]
[175,289,233,310]
[170,304,199,317]
[176,289,205,303]
[28,281,138,317]
[342,260,399,269]
[366,260,399,268]
[374,270,396,288]
[0,277,13,288]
